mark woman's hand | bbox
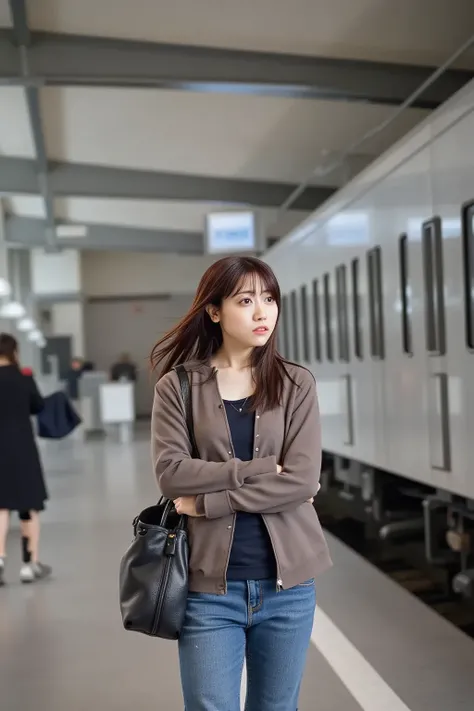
[173,496,204,517]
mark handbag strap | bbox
[174,364,199,458]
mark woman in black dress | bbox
[0,333,52,585]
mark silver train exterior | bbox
[265,78,474,588]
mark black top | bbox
[111,362,137,382]
[0,365,48,511]
[224,397,277,581]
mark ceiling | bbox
[1,0,474,254]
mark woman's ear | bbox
[206,305,220,323]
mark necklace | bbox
[227,396,250,414]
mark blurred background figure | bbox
[64,357,84,402]
[0,333,52,585]
[110,352,137,382]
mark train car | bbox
[265,77,474,599]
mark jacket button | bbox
[256,415,260,419]
[227,525,232,530]
[228,451,232,455]
[255,447,259,452]
[218,404,223,408]
[256,434,260,438]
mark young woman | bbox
[0,333,52,585]
[151,256,331,711]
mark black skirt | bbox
[0,422,48,511]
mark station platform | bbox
[1,430,473,711]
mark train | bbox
[265,77,474,599]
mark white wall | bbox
[82,251,216,297]
[50,302,85,358]
[31,248,82,294]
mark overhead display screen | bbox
[206,211,257,254]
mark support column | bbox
[0,203,12,335]
[30,248,85,358]
[8,248,37,370]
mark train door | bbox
[366,245,387,468]
[421,217,451,481]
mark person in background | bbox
[110,352,137,382]
[64,357,84,401]
[0,333,52,585]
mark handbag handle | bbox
[156,365,198,530]
[174,364,199,458]
[159,498,186,530]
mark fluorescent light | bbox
[56,224,88,239]
[17,317,36,332]
[27,329,43,342]
[0,301,26,319]
[0,278,12,298]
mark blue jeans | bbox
[179,579,316,711]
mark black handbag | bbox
[118,364,197,640]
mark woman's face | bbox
[209,275,279,350]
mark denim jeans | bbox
[178,578,316,711]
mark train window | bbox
[462,202,474,350]
[367,246,385,359]
[422,217,446,355]
[336,264,350,362]
[351,258,363,359]
[300,284,311,362]
[281,295,290,358]
[399,234,413,355]
[312,279,322,362]
[290,290,300,362]
[323,272,334,361]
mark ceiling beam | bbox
[5,215,204,253]
[0,30,472,109]
[8,1,58,251]
[0,156,334,211]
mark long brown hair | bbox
[151,255,293,411]
[0,332,18,364]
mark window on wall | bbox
[336,264,350,362]
[300,284,310,362]
[367,246,385,359]
[290,290,300,362]
[312,279,322,362]
[462,202,474,350]
[422,217,446,356]
[398,233,413,355]
[351,258,363,359]
[323,272,334,361]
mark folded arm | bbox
[198,370,321,519]
[152,371,278,499]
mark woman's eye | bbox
[240,298,252,305]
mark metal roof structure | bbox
[1,0,474,253]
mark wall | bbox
[84,294,192,415]
[30,248,85,361]
[50,302,85,358]
[82,251,216,297]
[31,248,82,295]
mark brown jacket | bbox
[151,360,332,594]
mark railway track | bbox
[318,508,474,640]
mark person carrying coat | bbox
[0,333,52,585]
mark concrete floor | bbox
[1,429,474,711]
[0,431,361,711]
